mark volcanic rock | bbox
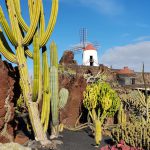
[59,50,77,65]
[0,59,18,143]
[59,74,87,126]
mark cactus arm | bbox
[40,0,58,47]
[15,0,21,12]
[13,0,29,32]
[100,110,108,124]
[50,41,58,68]
[24,47,33,59]
[0,7,18,46]
[6,0,18,40]
[41,47,48,124]
[41,47,51,132]
[32,32,40,102]
[39,1,45,37]
[22,0,41,45]
[0,39,17,63]
[94,120,102,145]
[0,28,15,54]
[28,0,34,20]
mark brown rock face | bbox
[14,132,29,145]
[0,59,17,143]
[58,63,118,127]
[59,51,77,65]
[59,74,87,126]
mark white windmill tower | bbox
[71,28,99,66]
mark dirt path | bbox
[57,129,111,150]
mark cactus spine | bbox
[0,0,58,145]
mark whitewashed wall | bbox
[83,50,99,66]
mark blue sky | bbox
[1,0,150,72]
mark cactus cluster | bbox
[121,89,150,122]
[0,0,59,145]
[83,81,120,145]
[111,123,150,149]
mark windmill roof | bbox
[84,44,96,51]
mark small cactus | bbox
[59,88,69,109]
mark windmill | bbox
[70,28,99,66]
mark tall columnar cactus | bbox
[0,0,58,145]
[117,103,127,125]
[50,41,59,127]
[83,81,120,145]
[50,41,69,138]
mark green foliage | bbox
[83,81,120,145]
[58,65,76,76]
[83,81,120,122]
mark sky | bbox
[1,0,150,72]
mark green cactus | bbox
[41,46,51,132]
[50,41,69,138]
[59,88,69,109]
[117,103,127,125]
[111,123,150,149]
[83,81,120,145]
[0,0,58,145]
[121,89,150,123]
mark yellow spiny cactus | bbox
[83,81,120,145]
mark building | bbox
[82,44,99,66]
[116,67,136,86]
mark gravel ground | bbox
[57,129,112,150]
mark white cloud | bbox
[101,41,150,72]
[60,0,124,16]
[133,36,150,42]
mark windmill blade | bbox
[80,28,88,48]
[93,41,100,50]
